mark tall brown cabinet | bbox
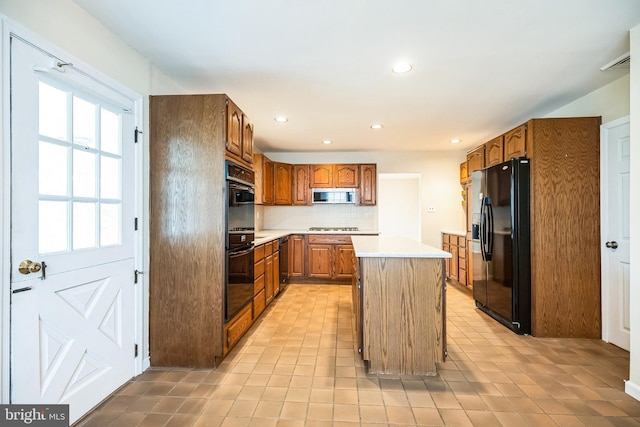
[464,116,602,338]
[149,94,251,367]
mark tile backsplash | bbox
[260,205,377,231]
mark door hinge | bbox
[134,217,138,231]
[134,127,142,143]
[134,344,139,358]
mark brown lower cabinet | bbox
[307,235,354,282]
[442,232,470,288]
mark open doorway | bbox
[377,173,421,241]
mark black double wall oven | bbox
[225,161,255,322]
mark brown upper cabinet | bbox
[358,164,376,206]
[310,164,334,187]
[253,154,274,205]
[334,164,359,187]
[310,164,359,188]
[292,165,311,205]
[503,124,527,160]
[459,162,468,185]
[485,135,504,167]
[242,118,254,164]
[466,145,485,178]
[274,162,293,205]
[225,98,253,167]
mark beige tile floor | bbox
[78,282,640,426]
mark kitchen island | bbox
[351,236,451,376]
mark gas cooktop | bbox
[308,227,360,232]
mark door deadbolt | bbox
[18,260,42,275]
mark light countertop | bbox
[441,229,467,237]
[351,236,452,259]
[253,229,379,246]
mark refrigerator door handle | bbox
[479,197,487,261]
[485,197,494,261]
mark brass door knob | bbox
[18,260,42,275]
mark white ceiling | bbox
[74,0,640,153]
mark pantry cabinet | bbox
[152,94,253,368]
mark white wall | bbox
[264,151,466,248]
[544,75,630,122]
[0,0,186,403]
[627,25,640,401]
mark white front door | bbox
[601,117,631,351]
[10,36,137,423]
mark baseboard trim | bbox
[625,380,640,401]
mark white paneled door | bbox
[602,117,630,351]
[10,37,136,423]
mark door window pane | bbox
[100,203,121,246]
[73,202,97,249]
[39,82,68,141]
[73,149,97,197]
[101,108,120,155]
[73,96,96,148]
[39,141,68,196]
[101,156,121,199]
[39,200,68,254]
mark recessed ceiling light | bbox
[322,140,332,145]
[450,138,462,144]
[392,62,413,74]
[370,124,383,130]
[274,116,288,123]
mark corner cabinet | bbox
[253,154,274,205]
[150,94,254,368]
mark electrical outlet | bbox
[427,206,436,213]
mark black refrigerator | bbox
[471,158,531,335]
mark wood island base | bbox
[351,236,449,376]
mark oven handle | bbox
[229,245,254,257]
[229,182,254,193]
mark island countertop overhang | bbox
[351,235,452,258]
